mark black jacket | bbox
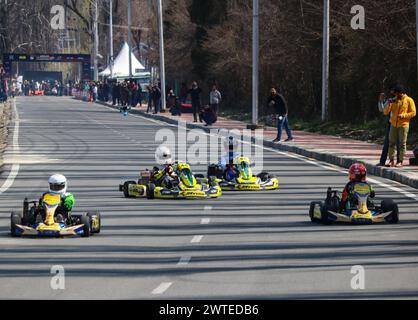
[188,87,202,103]
[267,94,288,116]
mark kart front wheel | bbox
[81,214,91,237]
[146,184,155,199]
[87,211,101,234]
[381,199,399,224]
[123,181,136,198]
[10,212,22,237]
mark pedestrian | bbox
[10,80,16,98]
[92,83,98,102]
[16,80,22,96]
[188,81,202,122]
[167,89,176,111]
[377,87,400,166]
[0,78,7,102]
[121,82,129,106]
[179,82,188,104]
[136,82,143,107]
[209,84,222,114]
[170,96,182,116]
[147,85,153,113]
[267,87,293,143]
[112,82,120,105]
[152,85,161,114]
[383,84,416,167]
[200,104,217,126]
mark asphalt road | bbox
[0,96,417,299]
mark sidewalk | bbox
[102,101,418,189]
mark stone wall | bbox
[0,100,12,172]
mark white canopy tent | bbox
[99,42,146,78]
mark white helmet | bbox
[48,174,67,195]
[155,146,172,165]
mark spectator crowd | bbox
[73,79,222,127]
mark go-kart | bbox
[207,156,279,191]
[119,162,222,199]
[309,182,399,224]
[10,193,101,237]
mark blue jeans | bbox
[276,116,293,141]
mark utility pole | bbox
[128,0,133,78]
[251,0,259,127]
[157,0,166,111]
[93,0,99,81]
[321,0,330,121]
[109,0,114,78]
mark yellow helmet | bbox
[176,163,196,187]
[234,156,252,179]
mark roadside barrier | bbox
[0,100,12,172]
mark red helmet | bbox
[348,163,367,182]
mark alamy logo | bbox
[351,5,365,30]
[350,265,365,290]
[50,265,65,290]
[50,5,65,30]
[155,122,265,174]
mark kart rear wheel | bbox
[309,201,322,223]
[310,202,331,225]
[27,206,36,225]
[381,199,399,224]
[320,203,332,225]
[10,212,22,237]
[87,211,101,234]
[146,183,155,199]
[325,195,340,213]
[123,181,136,198]
[81,214,90,237]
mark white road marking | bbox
[204,205,213,211]
[201,218,211,224]
[152,282,173,295]
[177,255,191,266]
[191,235,203,243]
[3,155,59,164]
[0,100,20,195]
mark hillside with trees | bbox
[1,0,416,142]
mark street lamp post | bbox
[252,0,259,127]
[93,0,99,81]
[157,0,166,111]
[109,0,114,78]
[321,0,330,121]
[128,0,133,78]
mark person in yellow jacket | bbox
[383,84,416,167]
